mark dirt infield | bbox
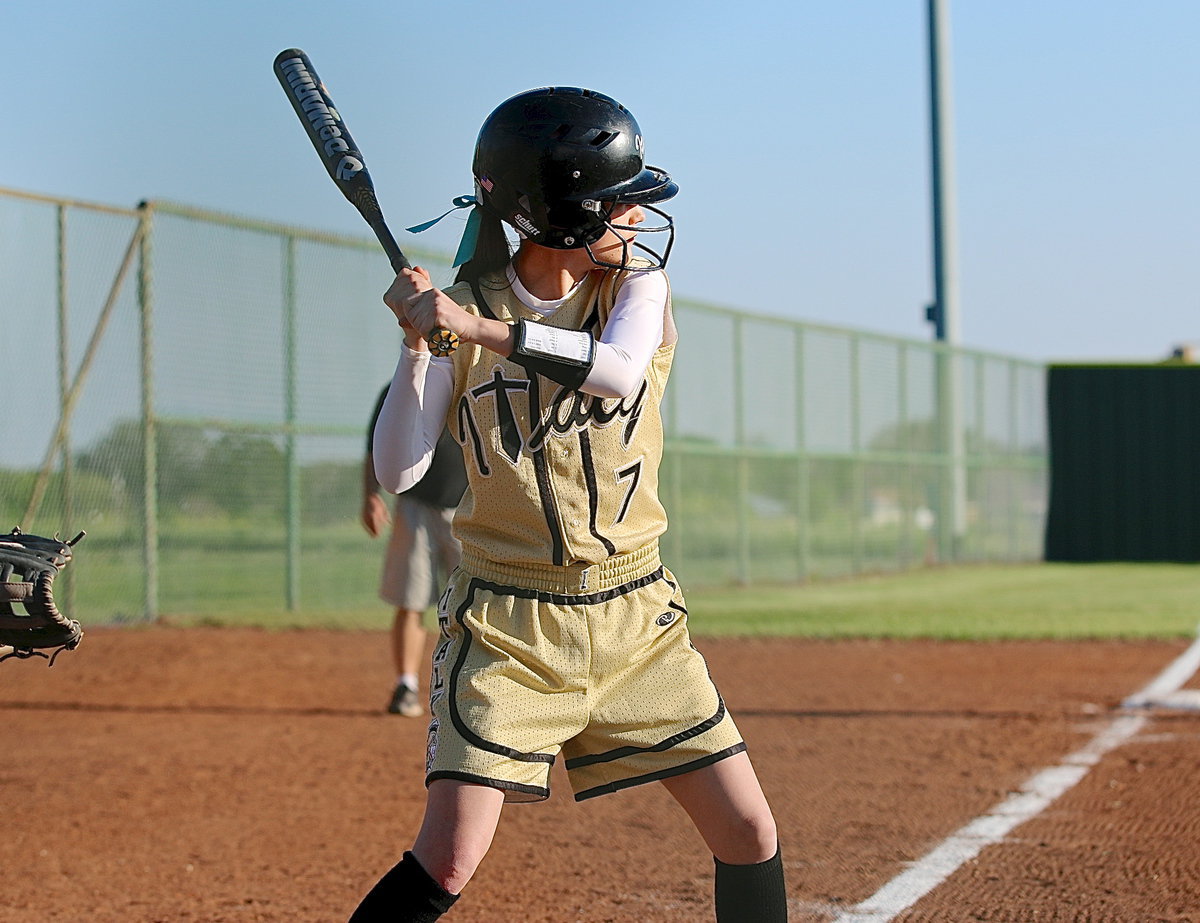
[3,627,1198,922]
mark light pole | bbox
[926,0,967,559]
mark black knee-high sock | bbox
[348,851,460,923]
[714,844,787,922]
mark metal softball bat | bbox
[273,48,457,356]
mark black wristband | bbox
[509,318,597,390]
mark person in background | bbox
[361,384,466,716]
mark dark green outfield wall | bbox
[1045,364,1200,562]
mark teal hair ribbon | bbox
[405,195,481,267]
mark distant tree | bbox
[302,461,358,525]
[75,419,211,505]
[203,433,286,515]
[867,418,1012,457]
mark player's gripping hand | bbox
[383,267,432,349]
[383,267,471,353]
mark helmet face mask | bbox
[473,87,677,270]
[580,200,675,271]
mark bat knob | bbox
[427,327,460,357]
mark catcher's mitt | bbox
[0,527,85,665]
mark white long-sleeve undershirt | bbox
[373,267,668,494]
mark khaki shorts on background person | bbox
[380,495,460,613]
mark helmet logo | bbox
[512,212,540,238]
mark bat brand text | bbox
[278,56,364,181]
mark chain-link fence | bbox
[1,187,1046,623]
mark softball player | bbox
[352,87,786,923]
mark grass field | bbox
[687,561,1199,638]
[147,561,1199,640]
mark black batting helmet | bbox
[472,87,677,269]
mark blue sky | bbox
[5,0,1197,362]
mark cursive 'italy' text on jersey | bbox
[443,267,673,568]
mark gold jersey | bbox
[443,266,673,568]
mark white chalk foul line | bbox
[831,630,1200,923]
[1122,632,1200,709]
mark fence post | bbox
[137,201,158,621]
[733,315,750,584]
[795,327,809,581]
[55,203,78,614]
[1007,358,1019,558]
[283,236,301,611]
[974,354,986,559]
[934,346,960,563]
[850,335,864,573]
[898,342,911,570]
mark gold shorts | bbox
[425,544,745,802]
